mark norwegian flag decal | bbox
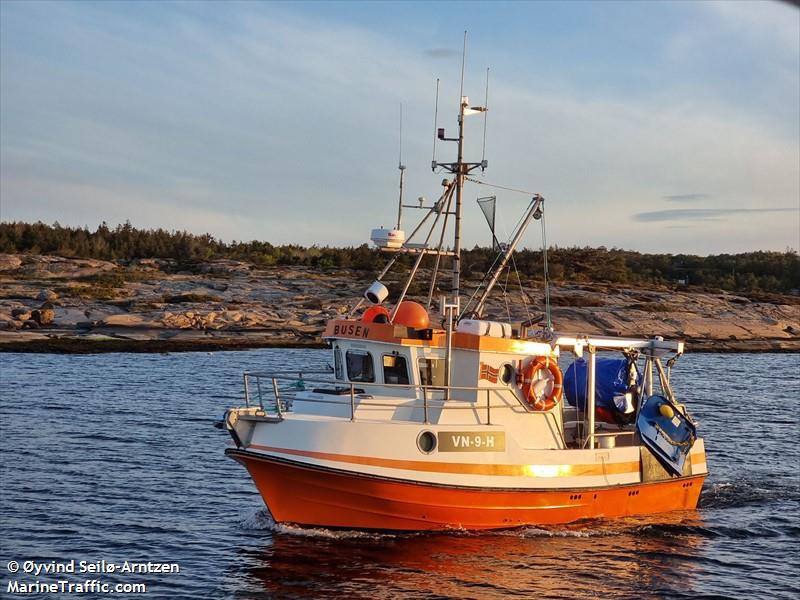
[479,362,500,383]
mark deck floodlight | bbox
[365,281,389,305]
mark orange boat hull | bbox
[228,449,705,531]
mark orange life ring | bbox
[519,356,563,411]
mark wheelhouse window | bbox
[383,354,409,385]
[418,358,445,387]
[333,347,343,380]
[346,350,375,383]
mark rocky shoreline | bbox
[1,253,798,353]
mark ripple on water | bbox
[700,477,800,509]
[1,350,799,599]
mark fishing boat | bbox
[223,80,707,531]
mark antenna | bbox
[459,31,467,105]
[481,67,489,171]
[396,102,406,230]
[431,78,440,171]
[398,102,404,168]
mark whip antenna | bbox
[397,102,406,230]
[399,102,404,169]
[459,31,467,104]
[431,78,440,171]
[481,67,489,172]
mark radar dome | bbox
[393,301,430,329]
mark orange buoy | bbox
[362,305,390,323]
[519,356,563,411]
[392,301,430,329]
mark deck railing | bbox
[241,371,523,425]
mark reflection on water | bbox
[230,510,710,599]
[1,350,798,599]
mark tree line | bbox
[1,221,797,294]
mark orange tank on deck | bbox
[393,301,430,329]
[362,305,390,323]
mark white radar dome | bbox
[370,228,405,249]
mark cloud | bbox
[706,1,799,56]
[663,193,709,202]
[0,170,256,237]
[483,76,798,253]
[633,208,798,223]
[1,1,797,254]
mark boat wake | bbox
[238,509,717,541]
[498,516,709,540]
[699,477,800,509]
[239,508,403,540]
[237,508,275,531]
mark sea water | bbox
[1,350,798,599]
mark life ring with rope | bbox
[518,356,563,411]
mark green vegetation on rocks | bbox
[1,221,798,294]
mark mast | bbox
[432,32,486,302]
[433,96,487,299]
[454,31,467,299]
[453,96,466,298]
[435,82,486,394]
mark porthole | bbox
[417,430,437,454]
[500,363,514,385]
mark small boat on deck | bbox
[223,82,707,531]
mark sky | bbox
[1,0,798,255]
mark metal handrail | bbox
[241,370,524,425]
[243,371,512,392]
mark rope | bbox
[459,248,505,319]
[465,176,537,196]
[502,265,511,323]
[457,196,534,320]
[654,423,695,448]
[540,206,552,330]
[510,253,532,324]
[280,380,306,392]
[426,187,455,310]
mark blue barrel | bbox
[563,357,633,412]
